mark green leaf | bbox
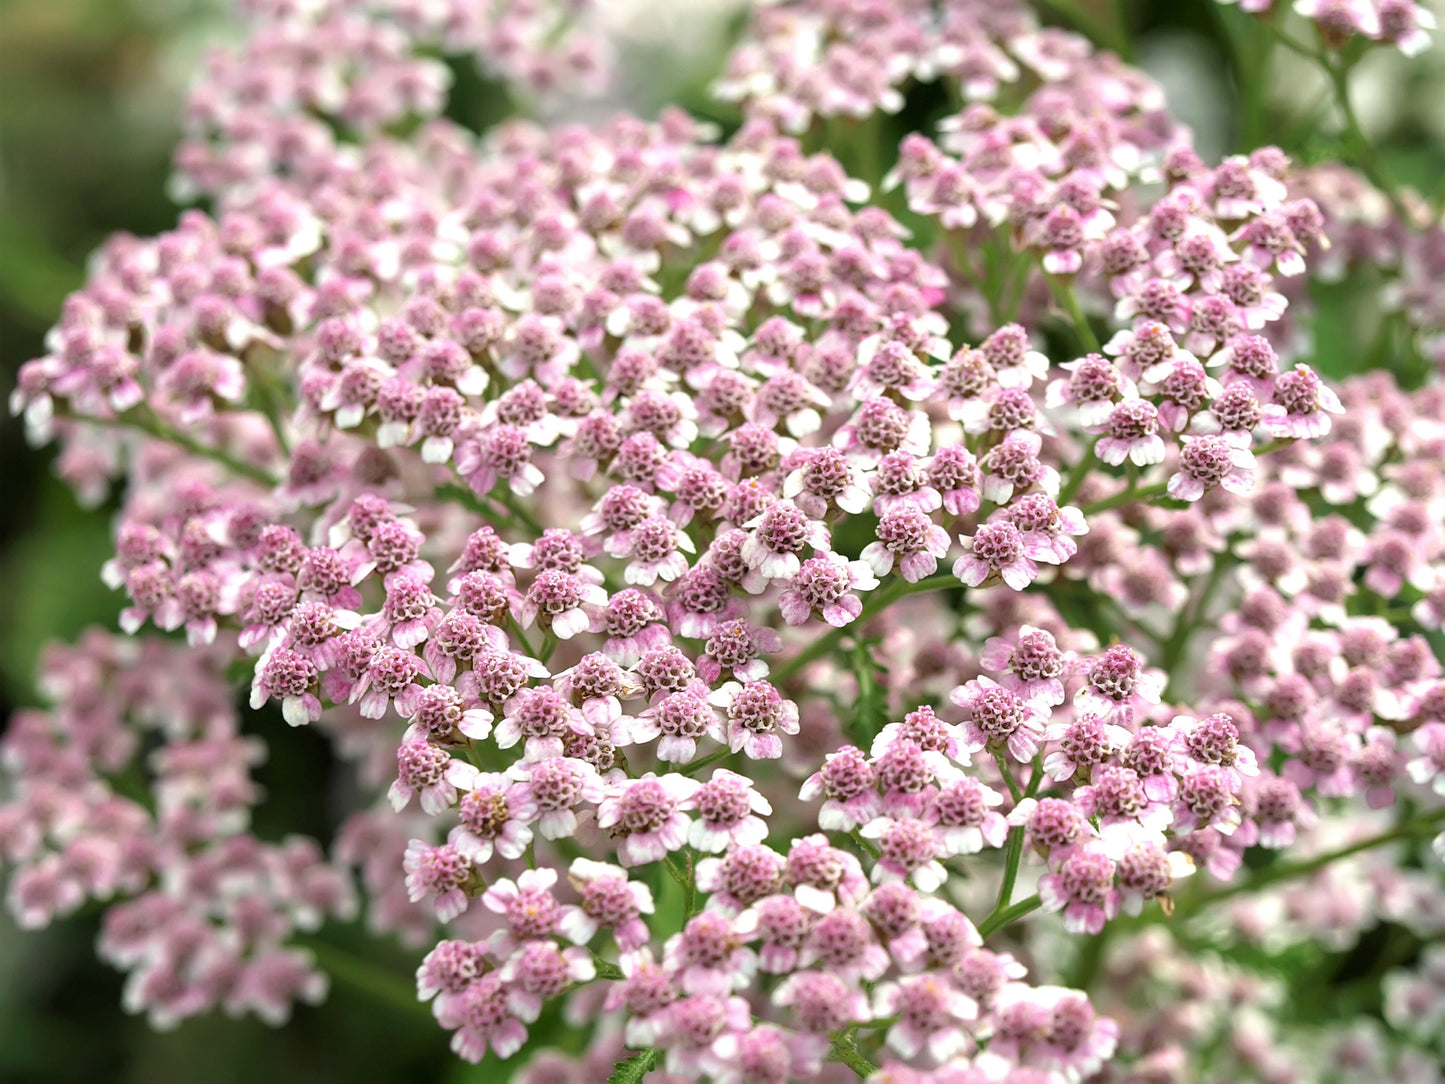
[608,1049,657,1083]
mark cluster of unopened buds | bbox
[5,0,1445,1080]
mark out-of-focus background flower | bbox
[0,1,1440,1079]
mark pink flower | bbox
[924,777,1009,857]
[521,569,608,640]
[249,645,322,726]
[630,688,725,764]
[872,975,978,1063]
[861,507,952,583]
[953,522,1039,591]
[979,625,1074,706]
[778,552,879,626]
[740,500,830,586]
[435,972,528,1063]
[685,769,772,852]
[709,680,801,760]
[1074,644,1166,727]
[402,840,472,922]
[1108,832,1195,916]
[388,741,476,816]
[950,676,1047,762]
[859,816,948,891]
[447,771,538,863]
[799,745,882,832]
[1006,493,1088,566]
[493,686,587,762]
[796,907,891,986]
[697,618,782,684]
[498,940,594,1023]
[1094,398,1165,466]
[1168,434,1256,501]
[1038,847,1120,934]
[560,858,654,953]
[595,773,700,867]
[663,910,758,996]
[605,514,696,586]
[401,683,493,745]
[350,645,427,719]
[1264,364,1345,438]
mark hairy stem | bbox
[828,1032,878,1078]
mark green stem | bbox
[682,746,733,776]
[1322,56,1412,223]
[1062,926,1111,989]
[1033,0,1132,58]
[986,756,1040,920]
[1058,439,1098,506]
[301,939,430,1019]
[978,894,1042,938]
[828,1033,878,1079]
[769,571,957,686]
[1025,759,1045,800]
[994,825,1026,912]
[1160,554,1233,690]
[1079,439,1290,527]
[1182,807,1445,913]
[496,488,547,537]
[1044,272,1101,354]
[663,855,692,897]
[74,410,280,487]
[1079,481,1170,516]
[993,751,1023,804]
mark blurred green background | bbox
[2,1,1444,1080]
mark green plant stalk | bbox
[1058,439,1098,506]
[1322,55,1412,223]
[1080,480,1170,516]
[978,894,1042,938]
[74,409,281,487]
[770,571,958,686]
[1034,0,1132,59]
[1181,806,1445,914]
[1044,272,1101,354]
[301,938,432,1019]
[828,1032,878,1078]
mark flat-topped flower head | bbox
[403,841,472,923]
[980,625,1074,706]
[2,0,1423,1073]
[698,844,786,918]
[778,553,878,628]
[799,745,881,831]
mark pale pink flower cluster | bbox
[5,0,1445,1080]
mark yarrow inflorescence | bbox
[6,0,1445,1081]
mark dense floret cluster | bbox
[6,1,1445,1081]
